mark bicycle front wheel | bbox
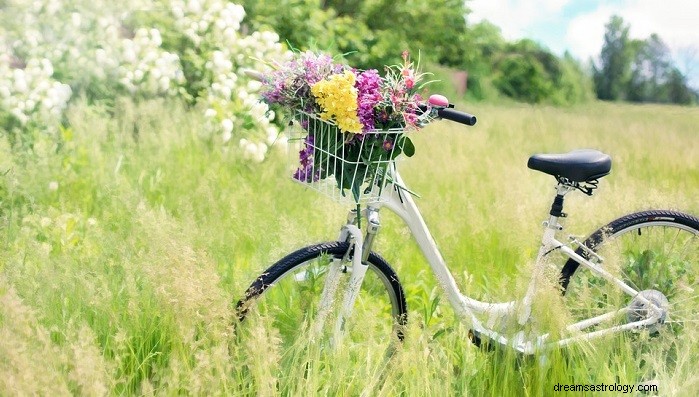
[236,241,407,357]
[560,210,699,371]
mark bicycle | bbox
[235,93,699,365]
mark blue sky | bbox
[467,0,699,87]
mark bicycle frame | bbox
[328,169,665,354]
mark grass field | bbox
[1,99,698,395]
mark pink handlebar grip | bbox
[428,94,449,107]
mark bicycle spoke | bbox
[562,213,699,379]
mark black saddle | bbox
[527,149,612,182]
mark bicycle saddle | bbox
[527,149,612,182]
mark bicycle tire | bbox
[236,241,407,352]
[559,210,699,371]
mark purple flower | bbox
[355,69,382,131]
[293,166,319,182]
[293,134,319,182]
[260,51,348,113]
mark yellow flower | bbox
[311,71,362,133]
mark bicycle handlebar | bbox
[436,107,477,126]
[419,95,477,127]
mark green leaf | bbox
[401,136,415,157]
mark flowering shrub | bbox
[0,55,72,146]
[0,0,289,160]
[260,51,432,201]
[116,28,185,97]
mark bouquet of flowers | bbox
[260,50,432,202]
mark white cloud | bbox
[565,5,615,62]
[566,0,699,65]
[468,0,572,40]
[469,0,699,83]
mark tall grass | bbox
[1,98,698,395]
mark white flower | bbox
[255,142,268,162]
[242,141,257,160]
[172,6,184,19]
[40,58,54,76]
[266,126,279,145]
[222,130,232,143]
[71,12,81,27]
[221,118,233,134]
[187,0,202,13]
[13,71,27,93]
[43,98,54,110]
[48,181,59,191]
[158,76,170,92]
[10,109,28,124]
[150,29,162,47]
[247,80,262,92]
[123,48,137,63]
[250,102,268,122]
[204,108,217,118]
[219,85,231,99]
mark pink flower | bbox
[405,74,415,89]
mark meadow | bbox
[1,98,698,396]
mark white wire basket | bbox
[288,111,407,204]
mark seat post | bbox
[546,182,576,229]
[550,193,565,218]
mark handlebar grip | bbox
[437,108,477,126]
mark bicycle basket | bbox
[288,111,406,204]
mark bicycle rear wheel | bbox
[560,210,699,372]
[236,241,407,358]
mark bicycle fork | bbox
[312,208,381,346]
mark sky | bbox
[467,0,699,87]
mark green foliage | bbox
[493,41,553,103]
[241,0,337,53]
[1,98,698,394]
[242,0,469,70]
[242,1,594,105]
[492,40,592,105]
[666,68,698,104]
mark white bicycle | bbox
[236,96,699,362]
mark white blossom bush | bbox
[117,28,185,97]
[0,53,72,145]
[161,0,290,159]
[0,0,289,160]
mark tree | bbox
[493,40,558,103]
[594,15,634,101]
[242,0,469,71]
[627,34,672,102]
[666,68,697,104]
[459,21,506,100]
